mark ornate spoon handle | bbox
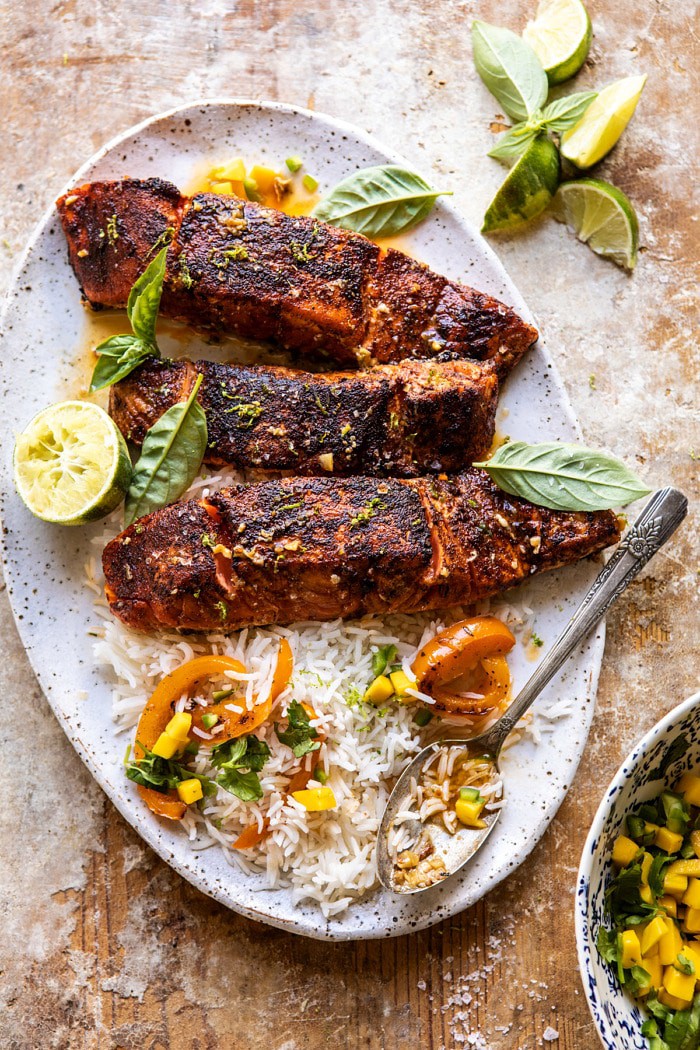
[487,488,688,749]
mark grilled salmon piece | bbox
[56,178,538,377]
[102,471,621,633]
[109,356,499,477]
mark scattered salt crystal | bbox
[543,1027,559,1042]
[417,979,426,991]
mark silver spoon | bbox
[377,487,688,894]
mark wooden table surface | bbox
[1,2,698,1047]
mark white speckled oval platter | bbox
[0,99,606,940]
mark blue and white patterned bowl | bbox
[576,690,700,1049]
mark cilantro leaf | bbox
[596,926,619,963]
[275,700,321,759]
[210,734,270,801]
[124,743,217,796]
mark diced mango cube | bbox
[663,965,696,1004]
[655,827,684,853]
[640,885,654,904]
[641,852,653,885]
[664,873,689,899]
[176,778,203,805]
[659,919,684,965]
[669,859,700,877]
[364,675,394,705]
[165,712,192,741]
[642,953,663,991]
[210,181,234,195]
[660,988,694,1011]
[660,895,678,917]
[682,878,700,910]
[682,943,700,974]
[249,164,281,195]
[291,787,337,811]
[389,669,415,696]
[215,158,246,182]
[152,731,180,760]
[685,908,700,934]
[641,915,668,956]
[644,822,661,837]
[677,773,700,807]
[620,929,642,968]
[455,797,487,829]
[612,835,640,867]
[691,831,700,859]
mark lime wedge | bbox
[560,74,647,168]
[482,135,560,234]
[13,401,132,525]
[551,178,639,269]
[523,0,592,85]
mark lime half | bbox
[523,0,592,85]
[13,400,132,525]
[551,178,639,269]
[561,74,647,168]
[482,135,560,234]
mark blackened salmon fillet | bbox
[102,470,621,633]
[109,356,499,477]
[56,178,538,377]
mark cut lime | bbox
[551,178,639,269]
[523,0,592,85]
[560,74,647,168]
[482,135,560,233]
[13,400,132,525]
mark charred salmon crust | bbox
[102,471,621,633]
[57,178,538,377]
[109,356,500,477]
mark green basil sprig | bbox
[313,165,451,237]
[474,441,650,511]
[488,91,598,164]
[472,21,548,123]
[124,372,207,525]
[89,246,168,392]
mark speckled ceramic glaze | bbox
[576,691,700,1048]
[0,99,608,940]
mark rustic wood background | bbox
[1,1,698,1047]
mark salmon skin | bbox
[110,356,499,478]
[56,178,537,378]
[103,470,621,633]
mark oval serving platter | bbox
[0,99,606,940]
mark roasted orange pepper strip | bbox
[136,640,294,820]
[412,616,515,716]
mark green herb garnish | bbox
[275,699,321,759]
[210,734,270,802]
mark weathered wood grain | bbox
[0,1,698,1048]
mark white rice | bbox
[85,471,558,917]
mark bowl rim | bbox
[575,687,700,1049]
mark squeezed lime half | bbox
[13,400,132,525]
[551,178,639,269]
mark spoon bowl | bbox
[377,487,688,894]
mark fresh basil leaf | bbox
[89,336,153,392]
[126,246,168,346]
[275,699,321,759]
[488,123,539,164]
[124,373,207,526]
[313,165,451,237]
[471,20,548,123]
[371,643,398,679]
[474,440,651,511]
[542,91,598,133]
